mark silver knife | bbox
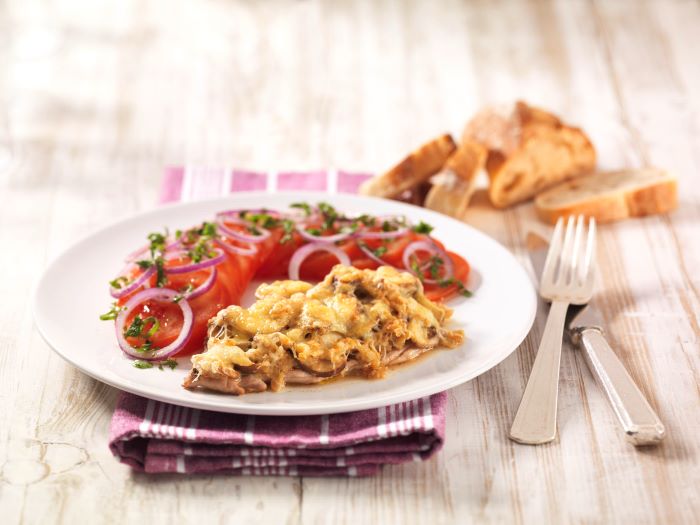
[526,231,665,446]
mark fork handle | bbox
[509,300,569,444]
[578,328,665,445]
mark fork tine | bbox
[569,215,585,285]
[541,217,564,287]
[582,217,597,288]
[556,216,577,285]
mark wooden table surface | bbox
[1,1,699,523]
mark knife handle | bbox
[578,328,665,446]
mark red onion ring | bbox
[355,227,408,240]
[109,266,156,299]
[115,288,193,360]
[295,224,352,243]
[402,240,454,284]
[178,266,217,300]
[164,248,225,274]
[288,242,351,280]
[216,215,271,243]
[216,238,257,257]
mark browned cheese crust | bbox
[183,265,464,395]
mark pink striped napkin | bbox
[109,166,448,477]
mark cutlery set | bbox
[510,216,665,446]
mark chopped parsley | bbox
[357,240,388,258]
[109,276,130,290]
[132,358,179,371]
[438,276,473,297]
[180,222,219,263]
[412,221,434,235]
[154,257,167,287]
[317,202,339,231]
[290,202,312,216]
[305,228,322,236]
[280,219,295,243]
[428,255,444,280]
[123,315,159,338]
[158,359,178,370]
[99,303,124,321]
[173,284,194,303]
[124,315,145,337]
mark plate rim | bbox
[33,191,537,415]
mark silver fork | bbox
[509,215,597,445]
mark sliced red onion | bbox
[355,226,409,240]
[288,242,351,280]
[115,288,193,361]
[402,240,454,284]
[216,215,271,243]
[216,238,257,257]
[296,223,352,243]
[109,265,156,299]
[357,242,390,267]
[164,248,225,274]
[181,266,217,300]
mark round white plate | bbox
[33,191,536,415]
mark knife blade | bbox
[526,231,665,446]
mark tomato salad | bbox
[100,202,472,368]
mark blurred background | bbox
[3,0,693,198]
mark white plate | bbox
[33,191,536,415]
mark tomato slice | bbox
[424,251,470,302]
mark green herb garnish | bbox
[155,257,167,287]
[290,202,312,216]
[158,359,178,370]
[428,255,444,280]
[280,219,295,243]
[133,360,153,369]
[124,315,145,337]
[173,284,194,303]
[412,221,434,234]
[109,276,130,289]
[438,277,473,297]
[99,303,124,321]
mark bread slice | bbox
[359,134,457,198]
[424,140,487,218]
[462,101,596,208]
[534,168,677,224]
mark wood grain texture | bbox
[0,0,698,523]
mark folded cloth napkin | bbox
[109,166,448,477]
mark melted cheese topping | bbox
[192,265,464,390]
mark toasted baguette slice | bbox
[463,101,596,208]
[424,140,487,218]
[535,168,677,224]
[359,134,457,198]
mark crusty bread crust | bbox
[463,101,596,208]
[359,134,457,198]
[534,168,678,224]
[424,140,486,218]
